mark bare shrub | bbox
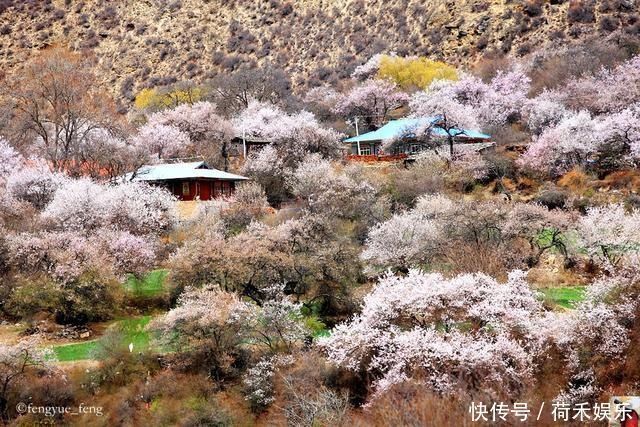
[567,0,596,23]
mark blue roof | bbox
[344,117,491,143]
[125,161,249,182]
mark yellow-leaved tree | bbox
[378,56,458,91]
[134,85,205,110]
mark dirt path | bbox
[0,323,23,344]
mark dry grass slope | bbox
[0,0,638,103]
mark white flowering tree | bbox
[151,284,309,381]
[319,270,547,399]
[519,111,603,176]
[551,274,640,403]
[362,195,575,274]
[236,101,343,203]
[5,166,68,210]
[351,53,385,80]
[523,91,569,135]
[408,83,481,158]
[408,68,530,143]
[286,154,379,220]
[0,139,23,183]
[42,179,176,234]
[503,202,576,266]
[7,228,157,283]
[77,127,147,180]
[578,204,640,270]
[360,207,442,274]
[521,103,640,176]
[150,285,256,380]
[130,123,191,160]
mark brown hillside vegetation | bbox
[0,0,638,104]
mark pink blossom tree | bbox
[351,53,385,80]
[303,85,339,111]
[6,230,105,283]
[518,111,603,176]
[147,101,235,169]
[603,103,640,165]
[480,68,531,127]
[409,68,530,137]
[563,55,640,114]
[99,181,177,235]
[408,82,481,157]
[235,101,343,161]
[7,227,158,282]
[41,178,105,231]
[151,284,309,380]
[78,127,147,180]
[100,230,157,277]
[360,206,442,274]
[241,145,288,203]
[551,274,639,403]
[503,202,576,265]
[332,79,409,130]
[362,195,575,274]
[521,106,640,176]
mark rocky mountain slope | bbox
[0,0,638,103]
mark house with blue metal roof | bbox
[125,161,249,201]
[344,117,491,156]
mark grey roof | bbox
[126,161,249,182]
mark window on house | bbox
[410,144,422,154]
[182,182,190,196]
[223,181,233,196]
[360,146,371,155]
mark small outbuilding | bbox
[126,161,249,201]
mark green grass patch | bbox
[540,286,586,309]
[124,269,168,298]
[117,315,153,350]
[53,340,99,362]
[53,316,154,362]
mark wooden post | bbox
[355,117,361,156]
[242,127,247,159]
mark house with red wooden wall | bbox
[126,161,249,201]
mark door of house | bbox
[200,181,211,200]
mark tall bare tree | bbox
[208,66,294,115]
[2,47,123,173]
